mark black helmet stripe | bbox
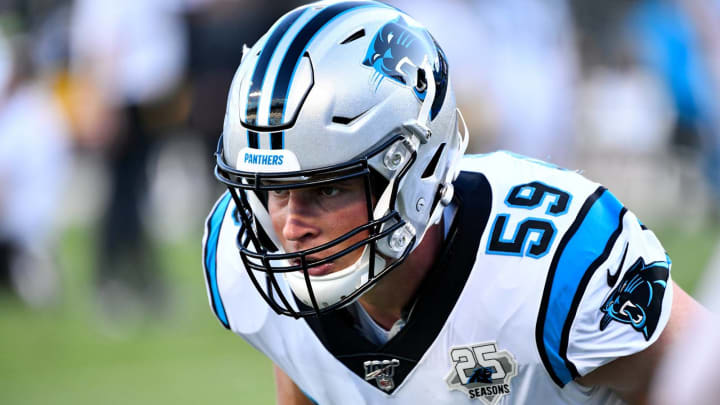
[247,130,259,149]
[245,6,307,127]
[268,1,385,127]
[270,132,283,149]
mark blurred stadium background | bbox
[0,0,718,404]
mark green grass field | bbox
[0,226,275,405]
[0,221,717,405]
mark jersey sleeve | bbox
[538,187,673,386]
[201,191,270,334]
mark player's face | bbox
[267,177,371,276]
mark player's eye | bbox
[318,186,340,197]
[270,189,289,198]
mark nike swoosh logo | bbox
[607,242,629,287]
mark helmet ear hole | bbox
[369,169,389,201]
[421,143,446,179]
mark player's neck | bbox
[358,221,444,330]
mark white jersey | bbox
[202,151,673,404]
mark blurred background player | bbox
[67,0,306,320]
[0,9,71,307]
[68,0,188,317]
[392,0,579,167]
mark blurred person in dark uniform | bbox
[183,0,307,160]
[69,0,188,317]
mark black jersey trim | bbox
[300,171,492,394]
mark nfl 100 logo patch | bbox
[445,342,518,404]
[364,359,400,392]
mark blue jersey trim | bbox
[301,389,318,405]
[204,192,233,329]
[536,187,625,386]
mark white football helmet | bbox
[214,0,468,317]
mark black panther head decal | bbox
[599,256,669,341]
[466,366,494,385]
[362,16,448,120]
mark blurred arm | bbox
[274,364,314,405]
[578,281,706,404]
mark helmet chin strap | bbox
[285,246,386,309]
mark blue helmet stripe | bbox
[244,7,307,127]
[535,187,626,386]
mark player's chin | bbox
[295,250,364,276]
[307,261,335,276]
[289,257,335,276]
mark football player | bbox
[202,1,702,403]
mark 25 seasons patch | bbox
[446,342,518,404]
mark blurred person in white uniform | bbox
[0,26,71,306]
[389,0,579,166]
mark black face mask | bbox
[214,134,416,318]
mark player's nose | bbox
[282,191,319,244]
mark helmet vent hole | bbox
[340,28,365,44]
[421,143,446,179]
[331,116,354,125]
[331,107,371,126]
[415,69,427,92]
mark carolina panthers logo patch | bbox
[599,256,669,341]
[362,16,448,120]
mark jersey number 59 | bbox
[486,182,571,259]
